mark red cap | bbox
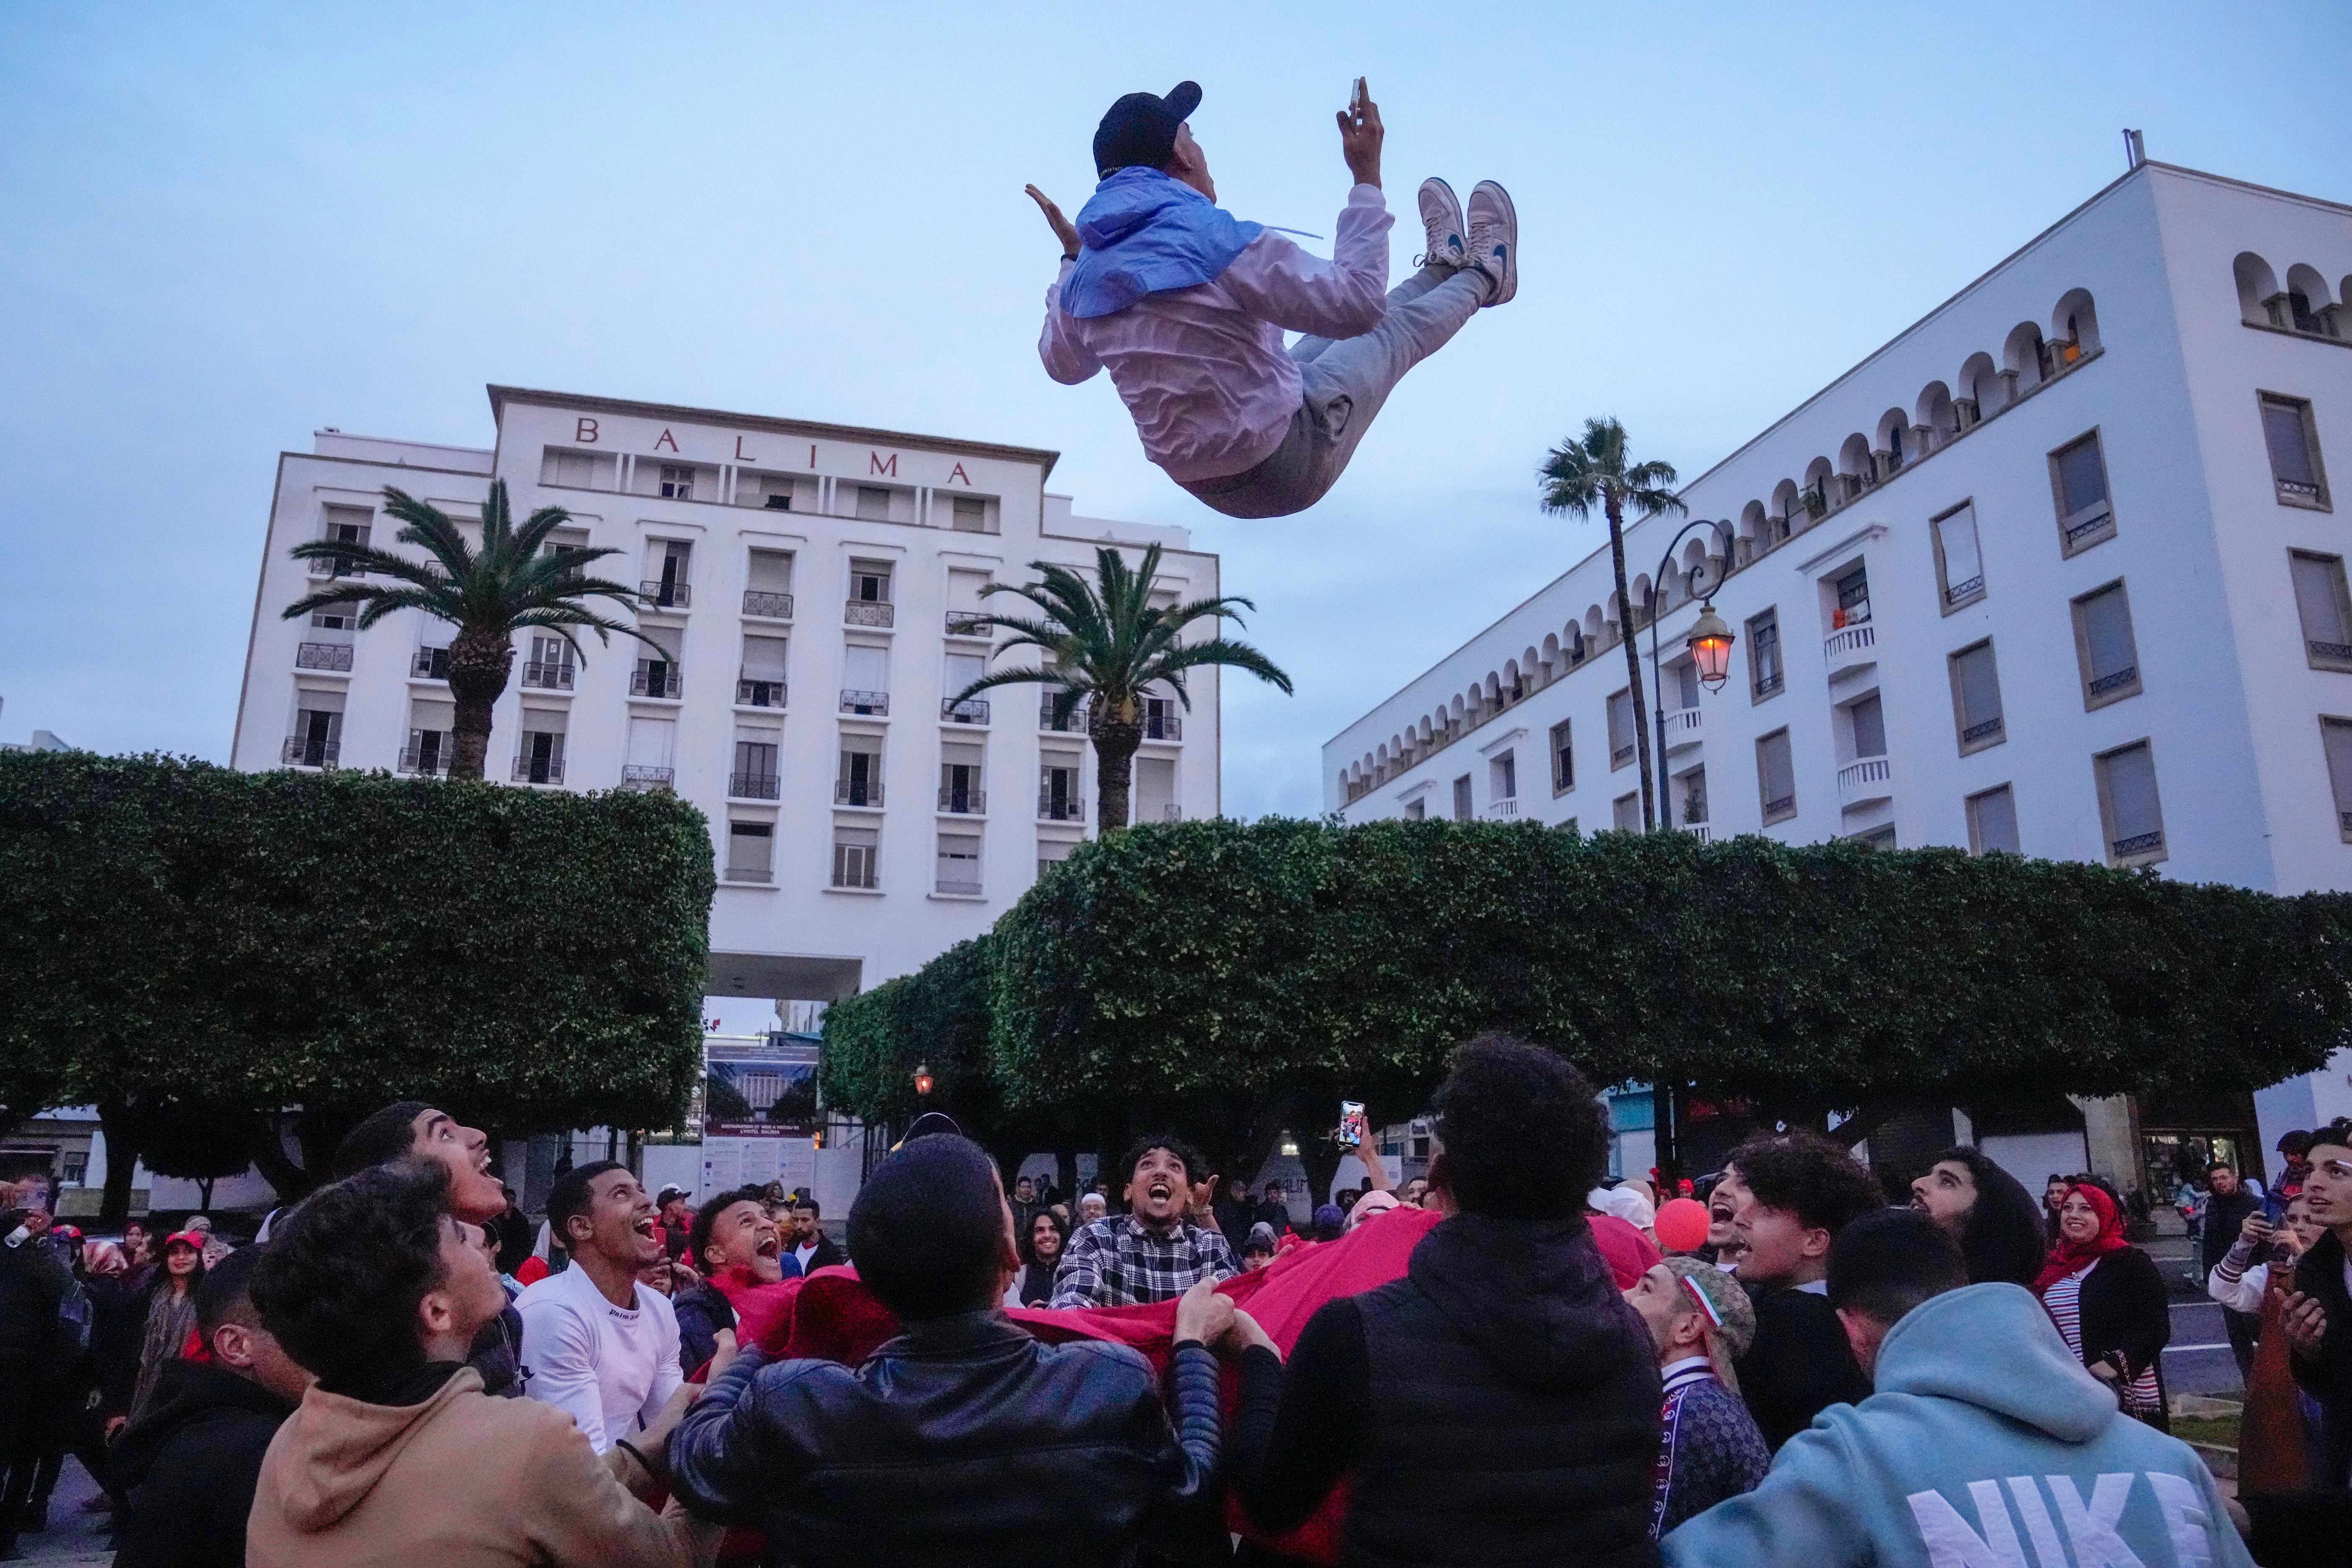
[164,1230,206,1252]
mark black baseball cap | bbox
[1093,81,1202,178]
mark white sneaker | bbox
[1416,177,1467,272]
[1466,180,1517,307]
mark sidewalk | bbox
[15,1456,112,1565]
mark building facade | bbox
[232,386,1219,1006]
[1324,161,2352,1186]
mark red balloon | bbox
[1654,1197,1711,1253]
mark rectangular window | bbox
[1040,759,1082,820]
[622,715,676,789]
[1756,729,1796,824]
[2071,581,2142,708]
[541,449,609,489]
[1846,692,1887,759]
[837,746,882,807]
[1948,640,2005,753]
[1932,501,1986,609]
[1833,563,1871,627]
[725,820,774,883]
[515,726,564,785]
[2322,718,2352,842]
[841,643,889,714]
[2094,740,2166,865]
[950,496,988,533]
[1612,792,1640,832]
[1677,765,1708,827]
[1452,775,1473,821]
[1608,689,1636,769]
[2050,431,2115,554]
[832,827,880,889]
[732,733,780,799]
[855,485,892,521]
[2262,394,2329,509]
[1747,609,1783,700]
[1489,750,1517,802]
[744,548,794,618]
[2291,552,2352,671]
[936,832,982,895]
[1403,798,1426,820]
[1549,720,1573,794]
[1966,784,2020,855]
[658,464,696,502]
[648,541,692,609]
[1037,839,1075,879]
[940,740,985,813]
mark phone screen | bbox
[1339,1100,1368,1149]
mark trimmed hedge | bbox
[0,753,713,1145]
[823,819,2352,1143]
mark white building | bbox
[232,386,1220,1009]
[1325,159,2352,1185]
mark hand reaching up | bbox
[1336,77,1383,189]
[1026,185,1081,260]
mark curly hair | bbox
[1926,1146,2047,1288]
[1121,1132,1207,1188]
[1021,1206,1070,1266]
[1727,1130,1886,1237]
[1431,1033,1609,1221]
[250,1160,451,1389]
[689,1184,771,1269]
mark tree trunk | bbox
[1055,1146,1079,1204]
[1607,494,1655,830]
[96,1098,140,1229]
[1297,1135,1344,1212]
[1090,697,1144,830]
[196,1177,216,1212]
[244,1113,310,1204]
[446,629,516,781]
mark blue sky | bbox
[5,2,2347,823]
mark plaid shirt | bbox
[1048,1214,1238,1308]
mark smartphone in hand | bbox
[1339,1100,1368,1150]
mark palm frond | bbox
[1139,638,1295,706]
[283,541,456,595]
[379,487,478,578]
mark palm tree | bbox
[950,544,1292,829]
[1538,418,1685,831]
[282,480,653,780]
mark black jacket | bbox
[0,1232,68,1359]
[1233,1212,1661,1568]
[111,1359,294,1568]
[673,1279,738,1375]
[1735,1283,1872,1451]
[2202,1187,2260,1277]
[670,1309,1221,1568]
[2072,1246,2171,1426]
[2292,1230,2352,1485]
[468,1301,524,1397]
[795,1233,846,1274]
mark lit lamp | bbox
[1687,602,1736,692]
[913,1063,935,1097]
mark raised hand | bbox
[1026,185,1081,260]
[1335,77,1383,189]
[1174,1276,1236,1345]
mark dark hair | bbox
[2313,1120,2352,1156]
[1022,1207,1070,1266]
[547,1160,628,1245]
[1729,1130,1887,1236]
[251,1162,451,1387]
[847,1135,1006,1318]
[1431,1033,1609,1220]
[792,1195,821,1218]
[1926,1147,2048,1288]
[195,1244,265,1338]
[2208,1160,2236,1176]
[689,1185,770,1269]
[330,1101,433,1181]
[1121,1132,1204,1186]
[1827,1209,1968,1326]
[1311,1204,1346,1242]
[2279,1130,2316,1158]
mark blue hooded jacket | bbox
[1661,1283,2251,1568]
[1058,168,1264,320]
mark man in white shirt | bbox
[516,1160,683,1453]
[1031,78,1515,519]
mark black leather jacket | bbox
[669,1308,1222,1568]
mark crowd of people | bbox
[5,1058,2350,1565]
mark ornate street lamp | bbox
[1687,602,1736,692]
[912,1063,934,1097]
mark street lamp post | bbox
[912,1062,934,1098]
[1645,520,1737,833]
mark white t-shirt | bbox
[515,1262,683,1453]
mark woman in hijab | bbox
[2034,1177,2171,1429]
[1910,1146,2048,1286]
[1005,1208,1070,1306]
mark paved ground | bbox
[2143,1222,2251,1403]
[12,1454,111,1565]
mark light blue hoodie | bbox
[1661,1283,2251,1568]
[1057,168,1264,320]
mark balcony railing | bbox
[1944,574,1985,605]
[936,877,983,896]
[1960,716,2004,745]
[512,755,565,784]
[1041,696,1088,732]
[309,552,367,578]
[1682,823,1713,843]
[1661,707,1702,747]
[1762,793,1796,818]
[1611,742,1635,768]
[296,642,353,671]
[2279,477,2326,505]
[2062,505,2114,549]
[1039,793,1084,821]
[730,772,780,799]
[1144,711,1182,741]
[742,590,794,619]
[844,600,895,628]
[724,866,774,884]
[840,689,889,715]
[641,580,692,609]
[621,765,674,790]
[2313,640,2352,663]
[522,660,575,690]
[1163,804,1183,822]
[2112,830,2164,858]
[941,698,990,725]
[2087,665,2138,698]
[1823,622,1877,663]
[938,787,986,815]
[835,779,884,807]
[1753,669,1785,699]
[737,679,787,709]
[412,647,451,681]
[282,736,339,767]
[1483,797,1520,820]
[946,612,992,637]
[1837,756,1892,799]
[631,665,684,699]
[397,743,448,776]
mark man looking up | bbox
[670,1133,1225,1565]
[1662,1210,2251,1568]
[1724,1130,1883,1448]
[1623,1259,1770,1537]
[516,1160,682,1453]
[1051,1134,1236,1308]
[246,1163,714,1568]
[329,1101,508,1225]
[673,1186,795,1376]
[112,1246,311,1568]
[1029,80,1516,520]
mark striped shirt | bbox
[2044,1261,2161,1416]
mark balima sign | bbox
[566,417,983,487]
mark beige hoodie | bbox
[248,1367,714,1568]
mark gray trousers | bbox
[1180,264,1487,519]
